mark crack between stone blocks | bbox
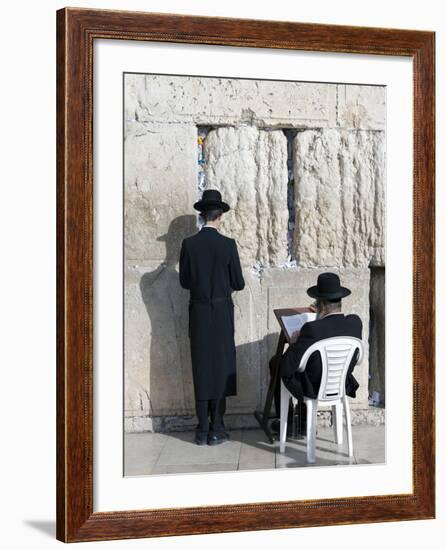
[336,85,340,127]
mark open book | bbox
[280,311,316,342]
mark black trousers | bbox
[195,397,226,435]
[269,356,307,431]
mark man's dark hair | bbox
[200,208,224,223]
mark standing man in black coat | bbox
[179,189,245,446]
[280,272,362,403]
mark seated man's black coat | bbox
[280,313,362,400]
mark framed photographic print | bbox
[56,7,435,542]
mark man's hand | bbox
[308,301,317,313]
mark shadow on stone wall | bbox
[133,333,279,433]
[135,215,375,430]
[137,214,279,424]
[139,215,197,415]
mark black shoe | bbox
[209,424,230,439]
[195,432,208,446]
[212,429,230,439]
[207,432,229,446]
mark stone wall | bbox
[124,73,386,432]
[125,75,384,130]
[292,129,385,267]
[204,127,289,266]
[369,267,386,405]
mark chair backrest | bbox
[298,337,363,403]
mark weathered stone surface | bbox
[124,122,198,261]
[125,74,337,128]
[204,126,289,266]
[337,84,386,130]
[316,407,385,428]
[227,271,263,412]
[124,408,384,433]
[125,75,385,130]
[125,261,193,416]
[124,262,261,419]
[292,129,385,268]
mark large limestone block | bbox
[125,261,194,417]
[124,122,198,262]
[337,85,386,130]
[226,271,264,413]
[204,126,289,267]
[125,262,375,425]
[125,73,337,128]
[292,129,385,268]
[125,262,265,418]
[260,267,370,408]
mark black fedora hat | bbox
[193,189,230,212]
[307,272,351,300]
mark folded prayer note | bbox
[281,312,316,341]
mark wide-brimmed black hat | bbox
[307,272,351,300]
[193,189,230,212]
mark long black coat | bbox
[179,227,245,400]
[280,313,362,400]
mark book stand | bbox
[254,307,313,443]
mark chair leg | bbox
[306,400,318,463]
[279,381,289,453]
[332,402,343,445]
[343,395,353,457]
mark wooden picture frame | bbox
[56,7,435,542]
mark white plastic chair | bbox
[279,336,363,463]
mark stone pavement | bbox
[124,425,385,476]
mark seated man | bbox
[280,272,362,415]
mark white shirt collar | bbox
[202,224,218,230]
